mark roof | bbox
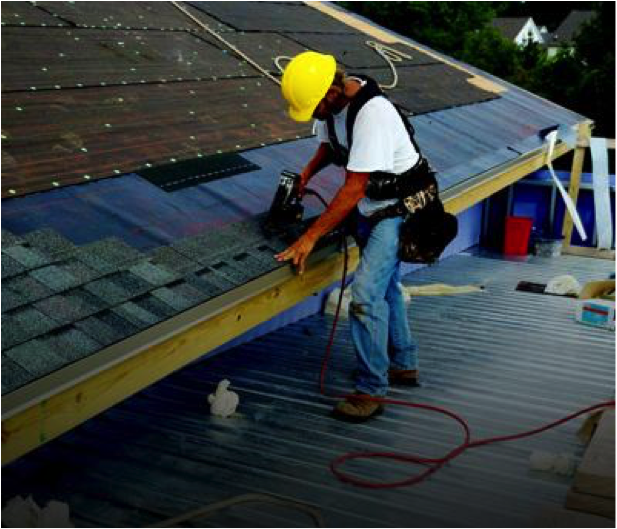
[3,252,614,526]
[491,17,531,40]
[550,11,595,46]
[1,0,499,198]
[1,3,587,418]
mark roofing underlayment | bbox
[3,252,614,527]
[1,1,591,464]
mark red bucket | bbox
[504,216,533,256]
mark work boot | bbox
[332,393,384,422]
[388,368,420,387]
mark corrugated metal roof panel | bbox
[3,253,613,527]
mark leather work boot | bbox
[388,368,420,387]
[332,393,384,422]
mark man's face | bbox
[312,86,344,121]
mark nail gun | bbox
[266,170,305,228]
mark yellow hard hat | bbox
[281,51,337,122]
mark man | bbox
[276,51,420,421]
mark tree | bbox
[338,1,615,138]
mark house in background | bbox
[491,16,546,46]
[547,10,596,57]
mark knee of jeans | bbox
[385,281,404,302]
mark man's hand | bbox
[275,232,318,275]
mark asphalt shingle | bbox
[183,272,227,299]
[30,264,84,293]
[208,261,249,285]
[109,271,153,299]
[2,274,54,306]
[4,339,69,378]
[113,302,160,328]
[148,246,200,274]
[232,250,278,276]
[83,275,132,306]
[128,261,179,287]
[194,267,236,293]
[1,307,59,351]
[133,295,177,321]
[45,328,102,363]
[98,310,141,340]
[75,312,132,347]
[1,356,36,395]
[151,286,195,312]
[22,228,77,259]
[1,230,24,247]
[1,285,24,313]
[2,245,51,270]
[1,254,26,279]
[76,238,144,274]
[34,289,107,326]
[164,280,210,306]
[60,259,102,284]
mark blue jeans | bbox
[350,214,419,396]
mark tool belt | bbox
[364,159,458,264]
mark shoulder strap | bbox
[325,115,349,167]
[345,74,424,158]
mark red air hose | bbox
[310,191,614,489]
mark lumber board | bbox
[534,506,615,527]
[573,409,615,499]
[566,490,615,519]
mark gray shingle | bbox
[2,245,51,269]
[208,261,249,285]
[22,229,77,259]
[2,274,54,305]
[2,254,26,279]
[1,356,36,395]
[195,267,236,292]
[34,289,107,326]
[183,273,226,298]
[98,310,141,340]
[83,275,132,306]
[109,271,153,298]
[149,246,200,274]
[233,250,278,276]
[2,308,59,350]
[4,339,69,378]
[133,295,176,320]
[45,328,102,362]
[76,238,144,274]
[60,259,102,284]
[1,285,23,313]
[167,281,210,305]
[151,286,194,312]
[75,313,132,347]
[128,261,179,287]
[29,264,84,293]
[113,302,160,328]
[2,230,23,247]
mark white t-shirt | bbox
[313,95,420,216]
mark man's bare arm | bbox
[275,171,369,273]
[305,170,368,239]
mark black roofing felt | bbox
[188,1,355,33]
[0,1,68,27]
[1,1,499,197]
